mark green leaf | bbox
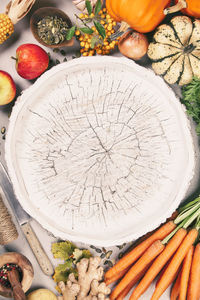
[94,0,102,15]
[66,26,76,40]
[94,21,106,39]
[72,248,92,263]
[80,27,94,34]
[181,77,200,135]
[53,261,75,283]
[73,249,84,263]
[51,241,76,260]
[85,0,92,15]
[81,249,93,259]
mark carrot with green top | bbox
[187,243,200,300]
[151,228,198,300]
[105,221,176,281]
[130,228,187,300]
[110,240,165,299]
[170,270,182,300]
[179,245,194,300]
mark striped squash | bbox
[147,16,200,86]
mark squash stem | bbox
[109,21,129,41]
[163,0,187,15]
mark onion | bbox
[118,30,149,60]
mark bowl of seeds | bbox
[30,7,74,48]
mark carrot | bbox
[110,240,165,300]
[151,228,198,300]
[116,263,151,300]
[170,270,181,300]
[105,221,176,280]
[179,245,194,300]
[105,267,130,285]
[130,228,187,300]
[187,243,200,300]
[116,270,146,300]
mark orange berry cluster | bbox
[76,8,118,56]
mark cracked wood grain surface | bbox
[6,58,195,244]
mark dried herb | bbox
[37,16,70,45]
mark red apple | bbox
[0,71,16,106]
[15,44,49,80]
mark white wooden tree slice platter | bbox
[5,57,195,246]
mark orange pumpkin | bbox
[106,0,171,33]
[174,0,200,17]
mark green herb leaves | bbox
[181,77,200,135]
[66,25,76,40]
[80,27,94,34]
[85,0,93,15]
[95,0,102,15]
[94,20,106,39]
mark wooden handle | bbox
[7,269,26,300]
[21,222,54,276]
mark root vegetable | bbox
[110,240,165,299]
[130,228,187,300]
[179,246,194,300]
[58,257,111,300]
[151,229,198,300]
[104,221,176,281]
[27,289,57,300]
[118,30,149,60]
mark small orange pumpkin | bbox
[174,0,200,17]
[106,0,171,33]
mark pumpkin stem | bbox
[109,21,130,41]
[163,0,187,15]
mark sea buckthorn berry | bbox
[80,41,85,47]
[89,13,95,18]
[83,52,88,56]
[75,30,80,36]
[79,13,84,18]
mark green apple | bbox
[0,70,16,105]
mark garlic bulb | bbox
[72,0,98,13]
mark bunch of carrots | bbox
[104,197,200,300]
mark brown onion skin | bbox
[118,30,149,60]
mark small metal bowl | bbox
[30,7,74,48]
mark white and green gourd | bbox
[148,16,200,86]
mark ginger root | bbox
[57,257,110,300]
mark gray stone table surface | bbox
[0,1,200,299]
